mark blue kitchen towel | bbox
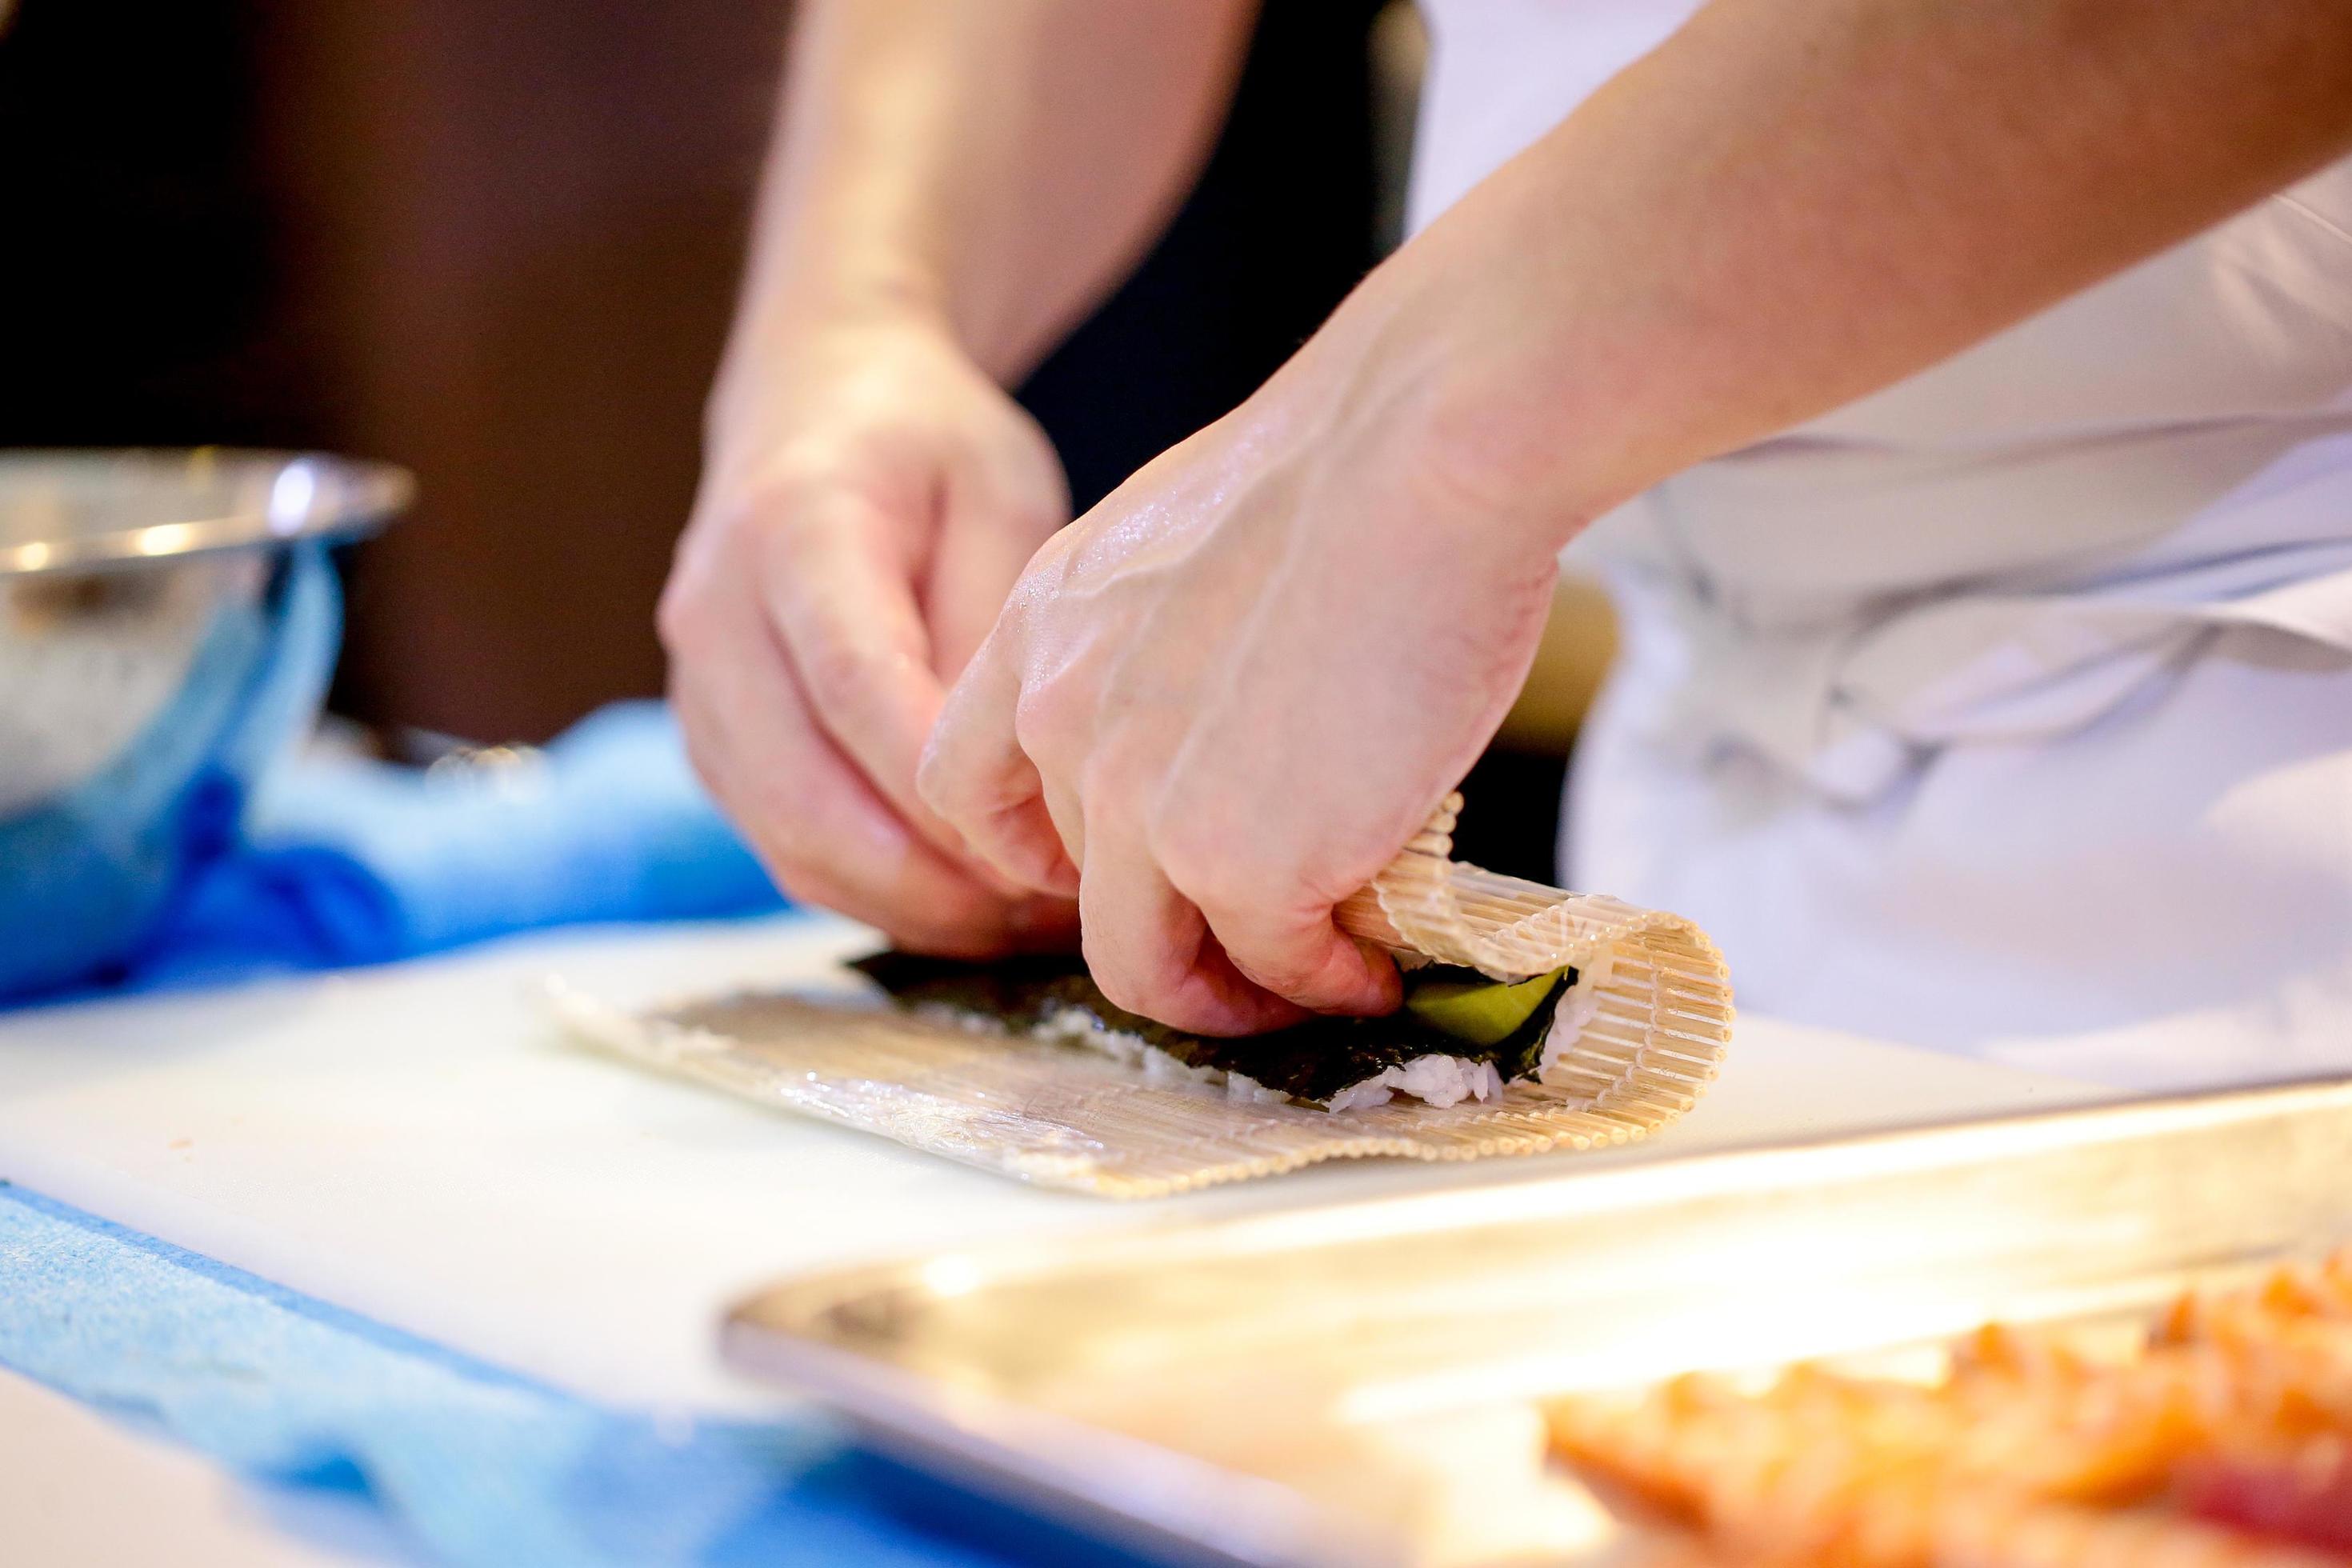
[136,700,785,982]
[0,1183,1128,1568]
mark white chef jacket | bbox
[1414,0,2352,1090]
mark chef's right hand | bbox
[661,313,1081,955]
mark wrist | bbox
[1311,137,1719,559]
[707,258,958,435]
[1406,237,1662,558]
[1304,255,1632,563]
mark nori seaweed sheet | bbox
[850,952,1576,1107]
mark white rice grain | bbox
[1018,1000,1509,1113]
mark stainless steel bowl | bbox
[0,449,410,994]
[0,447,412,579]
[0,449,409,811]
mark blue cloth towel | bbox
[157,700,785,976]
[24,699,786,998]
[0,1182,1134,1567]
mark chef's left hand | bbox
[918,323,1568,1035]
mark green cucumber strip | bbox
[1403,967,1567,1047]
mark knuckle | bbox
[1010,687,1062,763]
[1011,661,1094,774]
[702,455,849,565]
[998,540,1067,624]
[740,442,842,511]
[795,631,879,718]
[1150,806,1261,919]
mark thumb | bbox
[924,443,1068,682]
[1214,905,1405,1018]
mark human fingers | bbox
[1189,896,1402,1018]
[923,435,1067,684]
[1075,810,1306,1037]
[675,672,1043,955]
[666,596,1034,955]
[918,618,1083,898]
[1146,772,1402,1017]
[755,488,976,865]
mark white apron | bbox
[1414,0,2352,1090]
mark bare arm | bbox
[665,2,1253,955]
[720,0,1257,401]
[1410,0,2352,526]
[921,0,2352,1031]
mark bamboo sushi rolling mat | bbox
[556,796,1741,1197]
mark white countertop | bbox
[0,914,2110,1418]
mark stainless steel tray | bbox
[725,1077,2352,1566]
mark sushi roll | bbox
[850,951,1590,1111]
[854,794,1730,1117]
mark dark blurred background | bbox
[0,0,1564,875]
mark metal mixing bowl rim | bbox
[0,447,414,577]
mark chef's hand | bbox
[917,330,1566,1034]
[662,315,1080,954]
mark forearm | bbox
[720,0,1255,404]
[1340,0,2352,537]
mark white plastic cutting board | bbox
[0,913,2113,1414]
